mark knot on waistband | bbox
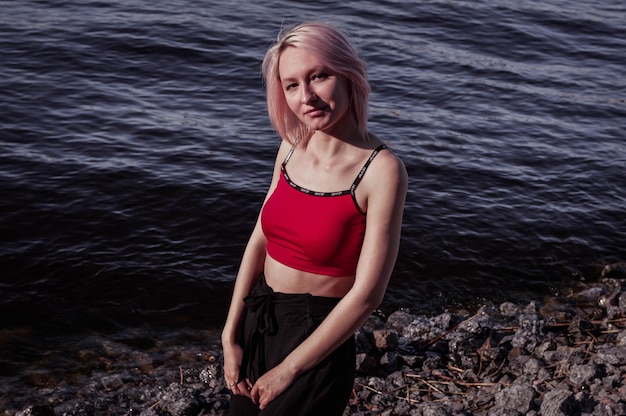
[241,290,277,383]
[243,292,278,336]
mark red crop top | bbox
[261,144,387,277]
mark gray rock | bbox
[539,387,576,416]
[422,351,441,371]
[356,352,378,375]
[380,351,400,373]
[100,373,125,390]
[596,344,626,365]
[569,363,598,387]
[416,402,452,416]
[386,310,416,330]
[493,381,535,414]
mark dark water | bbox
[1,0,625,398]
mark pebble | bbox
[3,277,626,415]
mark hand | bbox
[250,363,297,410]
[222,342,252,398]
[230,379,253,398]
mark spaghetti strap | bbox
[282,145,297,167]
[350,144,388,193]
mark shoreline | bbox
[3,271,626,415]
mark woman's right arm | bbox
[221,140,290,395]
[221,217,266,396]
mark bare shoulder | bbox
[359,140,408,210]
[367,134,406,177]
[371,144,408,188]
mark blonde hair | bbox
[261,22,370,146]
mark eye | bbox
[284,82,298,91]
[312,73,329,82]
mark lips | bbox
[305,106,327,117]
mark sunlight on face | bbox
[278,47,352,135]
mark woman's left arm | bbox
[250,150,408,409]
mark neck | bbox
[312,116,366,147]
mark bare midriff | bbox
[264,255,355,298]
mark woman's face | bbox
[278,46,352,135]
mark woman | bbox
[221,21,407,415]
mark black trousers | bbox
[228,274,355,416]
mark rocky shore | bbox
[4,268,626,416]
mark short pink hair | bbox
[261,22,370,146]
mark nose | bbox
[300,85,316,104]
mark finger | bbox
[257,386,273,410]
[250,384,260,404]
[259,395,269,410]
[238,381,252,398]
[231,381,252,396]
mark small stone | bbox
[540,387,575,416]
[421,353,441,374]
[101,374,124,390]
[380,351,399,373]
[499,302,520,317]
[355,353,377,375]
[569,363,598,387]
[595,345,626,366]
[373,329,398,350]
[386,310,416,330]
